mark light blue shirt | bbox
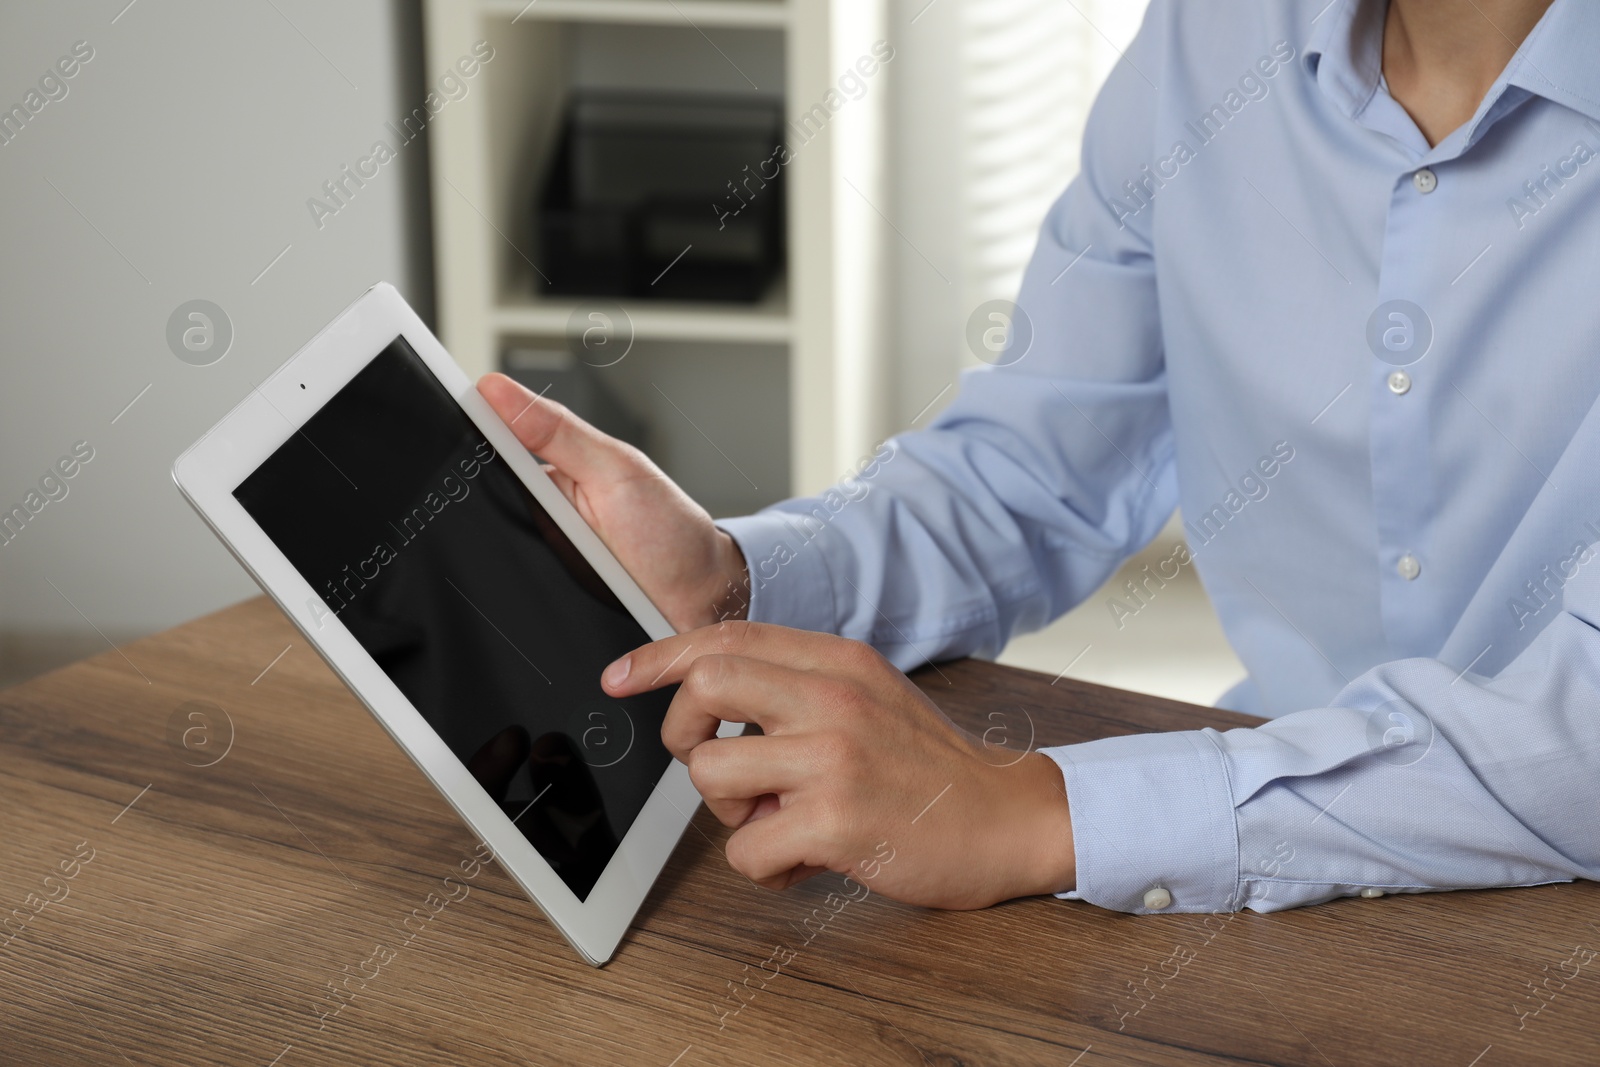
[718,0,1600,914]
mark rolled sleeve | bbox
[1043,729,1241,913]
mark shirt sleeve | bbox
[1045,572,1600,913]
[716,12,1177,671]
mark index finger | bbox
[601,620,868,696]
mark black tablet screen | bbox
[234,336,674,901]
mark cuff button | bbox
[1143,887,1173,910]
[1359,887,1385,899]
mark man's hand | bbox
[477,373,750,631]
[603,621,1076,909]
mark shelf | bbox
[481,0,790,30]
[429,0,888,495]
[492,281,791,344]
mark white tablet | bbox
[173,282,729,966]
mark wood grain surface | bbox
[1,597,1596,1066]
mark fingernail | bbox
[603,656,631,689]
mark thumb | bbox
[476,372,633,481]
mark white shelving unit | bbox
[479,0,792,29]
[423,0,891,513]
[491,278,791,344]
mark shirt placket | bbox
[1363,94,1455,659]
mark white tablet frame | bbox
[173,282,730,966]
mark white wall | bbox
[885,0,1150,427]
[885,0,969,429]
[882,0,1242,703]
[0,0,1237,702]
[0,0,432,637]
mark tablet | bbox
[173,282,729,965]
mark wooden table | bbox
[2,598,1596,1066]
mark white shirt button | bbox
[1396,553,1421,580]
[1387,370,1411,395]
[1359,887,1386,899]
[1413,168,1438,193]
[1143,887,1173,910]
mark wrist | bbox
[1000,751,1076,899]
[705,530,751,624]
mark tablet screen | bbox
[234,336,675,901]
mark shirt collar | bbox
[1506,0,1600,125]
[1304,0,1600,134]
[1304,0,1385,122]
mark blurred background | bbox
[0,0,1243,704]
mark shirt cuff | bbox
[1041,728,1241,913]
[714,511,839,634]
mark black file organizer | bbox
[536,91,786,302]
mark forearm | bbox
[717,393,1177,669]
[715,39,1176,666]
[1050,575,1600,915]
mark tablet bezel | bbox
[173,282,728,966]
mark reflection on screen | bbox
[233,336,674,900]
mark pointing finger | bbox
[604,620,880,698]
